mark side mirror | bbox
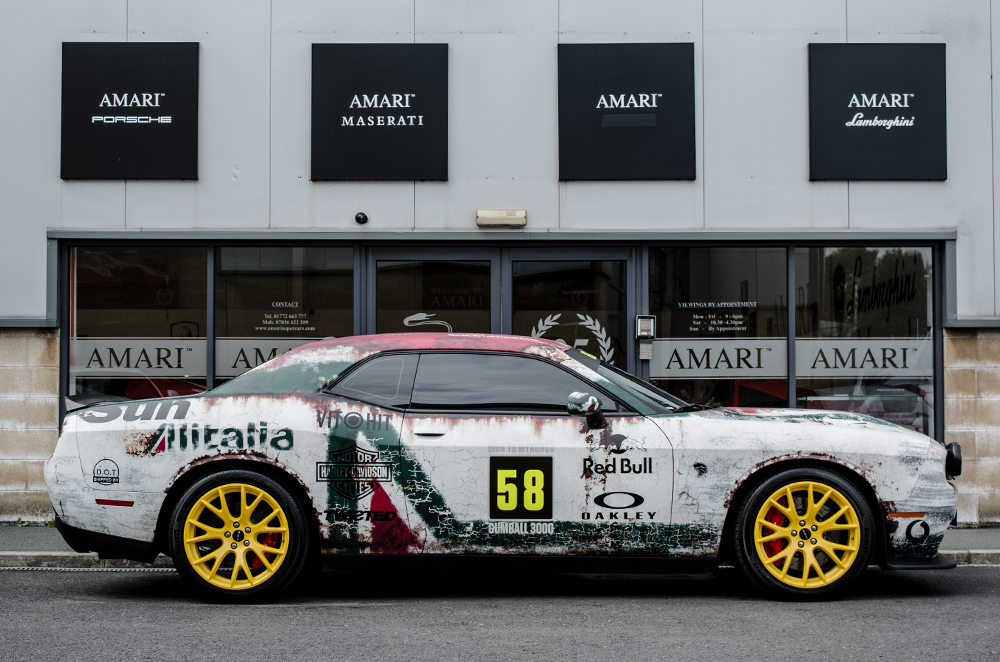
[568,391,606,429]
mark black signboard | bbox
[809,43,946,181]
[312,44,448,181]
[61,42,199,180]
[558,43,696,181]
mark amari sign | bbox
[650,337,931,380]
[558,43,696,180]
[311,43,448,181]
[60,42,199,179]
[808,43,946,180]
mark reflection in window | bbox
[795,247,934,436]
[214,247,353,379]
[511,261,626,367]
[339,357,406,402]
[70,247,207,403]
[376,261,490,334]
[410,353,596,411]
[648,247,788,407]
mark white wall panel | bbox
[60,182,126,228]
[994,0,1000,316]
[123,0,270,229]
[0,1,125,318]
[269,0,415,230]
[846,0,994,318]
[0,1,997,320]
[703,0,848,230]
[558,0,704,230]
[414,0,559,230]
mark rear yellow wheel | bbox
[180,481,293,592]
[752,481,861,589]
[170,470,309,597]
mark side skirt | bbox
[321,553,719,574]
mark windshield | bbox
[595,360,688,414]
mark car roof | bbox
[295,332,570,356]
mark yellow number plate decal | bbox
[489,457,553,520]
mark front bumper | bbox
[54,516,160,563]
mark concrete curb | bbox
[939,550,1000,565]
[0,551,174,569]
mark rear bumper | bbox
[55,516,159,563]
[881,554,956,571]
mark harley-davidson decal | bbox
[317,444,392,501]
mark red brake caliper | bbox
[762,496,788,567]
[250,533,280,571]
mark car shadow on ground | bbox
[88,565,968,605]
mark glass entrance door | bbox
[504,248,633,371]
[368,247,634,371]
[368,248,501,334]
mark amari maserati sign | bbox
[61,42,199,179]
[558,43,696,180]
[311,43,448,181]
[808,43,947,181]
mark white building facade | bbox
[0,0,997,524]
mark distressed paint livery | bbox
[45,333,956,564]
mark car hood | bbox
[684,406,906,430]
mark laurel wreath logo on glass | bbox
[530,313,614,362]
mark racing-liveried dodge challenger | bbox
[45,333,962,599]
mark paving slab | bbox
[938,527,1000,550]
[0,526,73,552]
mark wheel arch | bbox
[152,456,322,557]
[718,456,887,567]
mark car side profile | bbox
[45,333,961,599]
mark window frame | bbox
[328,349,634,415]
[323,351,418,410]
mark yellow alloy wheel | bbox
[753,481,861,590]
[183,483,290,591]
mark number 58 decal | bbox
[489,457,553,519]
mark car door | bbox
[399,351,674,556]
[318,352,417,553]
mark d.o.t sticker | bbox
[489,457,552,520]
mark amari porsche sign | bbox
[558,43,696,180]
[808,43,947,181]
[311,43,448,181]
[60,42,199,179]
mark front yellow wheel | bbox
[752,481,861,589]
[183,483,290,591]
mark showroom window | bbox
[69,246,207,403]
[647,247,788,407]
[214,247,353,381]
[61,240,941,438]
[794,246,934,436]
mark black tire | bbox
[733,466,874,600]
[168,469,311,600]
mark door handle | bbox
[413,428,446,437]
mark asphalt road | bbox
[0,566,997,662]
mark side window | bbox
[410,353,607,412]
[328,354,417,407]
